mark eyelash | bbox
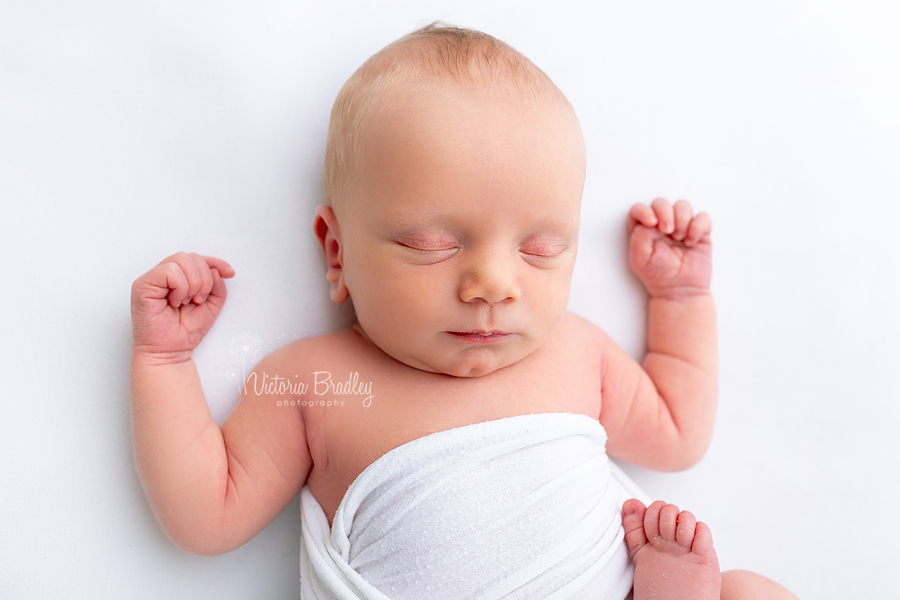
[398,243,456,253]
[399,243,562,263]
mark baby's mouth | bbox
[447,330,512,344]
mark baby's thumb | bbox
[205,267,229,313]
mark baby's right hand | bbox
[131,252,235,362]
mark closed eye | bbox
[519,236,568,258]
[519,244,568,268]
[520,251,564,263]
[395,242,459,264]
[397,242,457,253]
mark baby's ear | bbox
[313,204,350,304]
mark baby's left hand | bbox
[627,198,712,299]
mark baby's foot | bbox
[622,499,721,600]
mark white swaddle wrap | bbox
[299,412,649,600]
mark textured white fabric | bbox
[299,412,649,600]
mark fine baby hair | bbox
[323,20,569,214]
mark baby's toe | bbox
[658,503,680,542]
[691,521,715,557]
[642,500,666,542]
[622,500,648,560]
[675,510,697,549]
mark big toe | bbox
[622,499,648,559]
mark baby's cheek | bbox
[363,276,428,326]
[535,277,573,317]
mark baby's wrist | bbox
[131,345,194,367]
[648,286,712,302]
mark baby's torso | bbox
[290,311,604,527]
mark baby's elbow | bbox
[174,539,217,558]
[662,439,710,472]
[161,516,234,557]
[666,454,703,472]
[170,531,233,557]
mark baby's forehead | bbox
[360,34,571,115]
[359,81,577,159]
[326,29,582,223]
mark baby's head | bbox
[315,22,586,378]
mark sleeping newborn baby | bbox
[130,22,798,600]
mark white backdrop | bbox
[2,1,898,598]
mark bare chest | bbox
[301,319,603,527]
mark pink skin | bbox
[131,252,235,363]
[127,81,792,598]
[627,197,713,299]
[622,499,721,600]
[312,83,587,378]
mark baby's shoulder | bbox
[266,327,365,367]
[534,311,605,367]
[557,310,605,344]
[554,311,626,364]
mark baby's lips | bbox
[453,329,510,335]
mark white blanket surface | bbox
[300,412,648,600]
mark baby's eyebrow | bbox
[386,211,579,238]
[525,219,580,238]
[392,225,455,238]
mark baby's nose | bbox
[458,252,521,305]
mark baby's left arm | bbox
[598,198,717,471]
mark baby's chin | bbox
[408,344,533,378]
[359,325,541,378]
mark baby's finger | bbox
[169,252,202,305]
[627,203,659,232]
[204,267,229,312]
[157,252,206,305]
[684,212,712,247]
[189,252,214,304]
[201,256,235,279]
[162,261,190,307]
[651,197,675,234]
[671,200,693,241]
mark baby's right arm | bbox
[130,252,311,556]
